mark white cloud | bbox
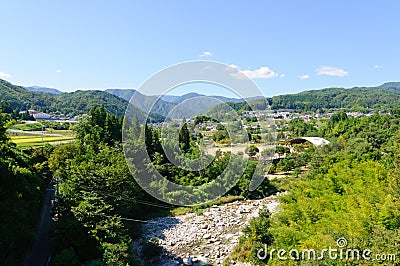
[373,65,383,69]
[280,73,285,78]
[227,64,239,69]
[201,51,212,57]
[0,71,11,79]
[316,66,349,77]
[298,74,310,80]
[55,69,62,73]
[232,66,277,79]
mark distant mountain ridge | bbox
[3,79,400,121]
[376,82,400,93]
[24,86,64,95]
[105,89,245,118]
[159,92,243,104]
[206,82,400,114]
[105,89,176,117]
[270,82,400,111]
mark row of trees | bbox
[270,87,400,112]
[48,106,143,265]
[0,115,51,264]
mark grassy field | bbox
[10,135,75,147]
[12,123,44,131]
[7,121,76,147]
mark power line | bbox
[100,214,171,225]
[78,185,172,209]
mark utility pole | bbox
[41,123,44,145]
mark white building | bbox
[32,112,51,120]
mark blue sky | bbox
[0,1,399,97]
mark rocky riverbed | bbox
[134,194,281,265]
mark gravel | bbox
[133,194,281,265]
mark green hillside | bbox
[207,83,400,114]
[54,90,128,116]
[206,97,270,115]
[375,81,400,93]
[271,86,400,111]
[0,79,54,111]
[0,79,161,121]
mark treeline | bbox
[270,87,400,112]
[0,100,34,120]
[0,115,53,264]
[229,112,400,265]
[207,85,400,114]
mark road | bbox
[25,182,54,266]
[7,129,64,137]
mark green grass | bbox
[12,123,43,131]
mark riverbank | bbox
[134,193,282,265]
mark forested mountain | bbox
[105,89,176,116]
[206,82,400,114]
[53,90,129,117]
[25,86,64,95]
[160,92,243,104]
[106,89,245,118]
[0,79,54,111]
[104,88,137,101]
[270,84,400,111]
[375,81,400,93]
[0,79,162,121]
[4,78,400,121]
[206,98,271,115]
[159,93,246,118]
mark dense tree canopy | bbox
[0,115,50,264]
[229,112,400,265]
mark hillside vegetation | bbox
[228,113,400,265]
[270,84,400,112]
[207,82,400,114]
[0,79,162,121]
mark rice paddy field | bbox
[10,135,75,147]
[7,121,76,147]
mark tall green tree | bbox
[0,117,45,264]
[179,122,190,153]
[131,115,141,139]
[0,115,8,142]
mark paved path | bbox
[7,129,64,137]
[25,182,54,266]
